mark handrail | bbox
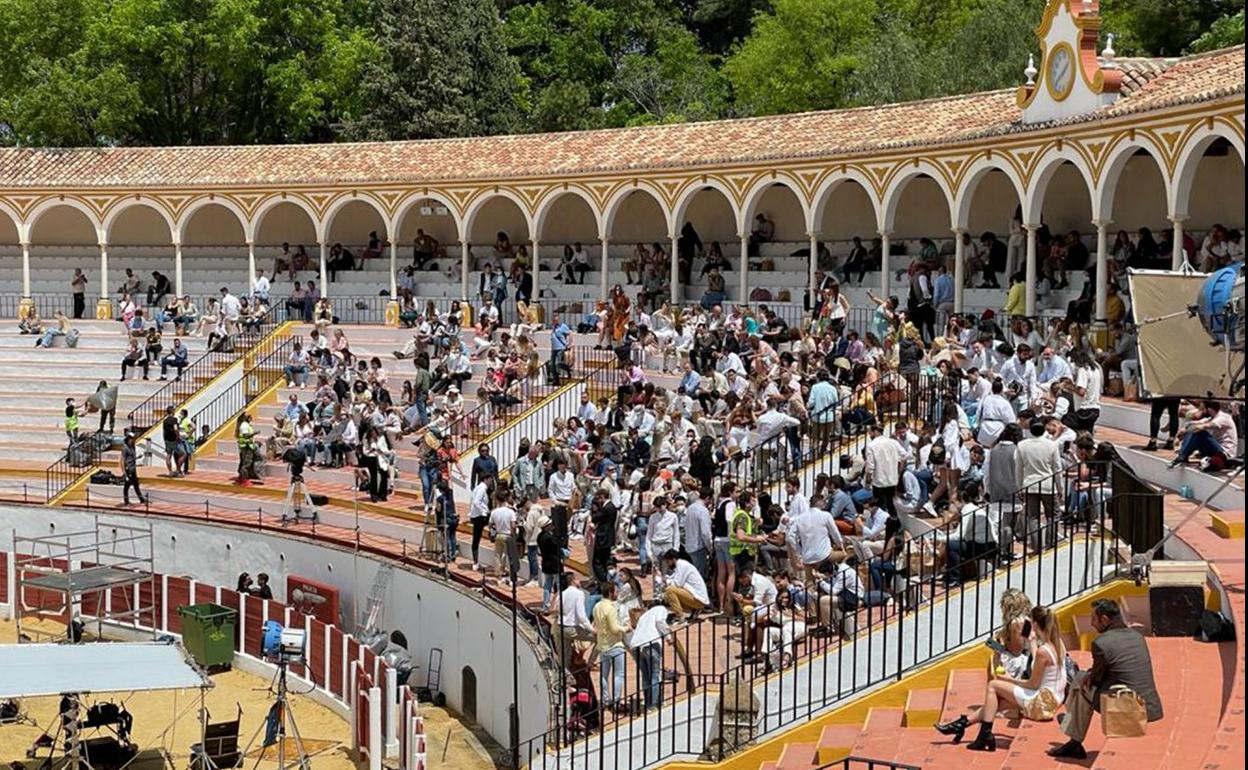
[125,316,282,431]
[818,758,923,770]
[45,435,106,504]
[188,335,301,456]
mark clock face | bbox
[1047,44,1075,101]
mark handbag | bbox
[1100,685,1148,738]
[1021,687,1060,721]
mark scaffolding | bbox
[14,517,157,644]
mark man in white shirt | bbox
[576,391,599,425]
[976,378,1016,448]
[551,572,595,669]
[864,424,904,516]
[815,556,889,639]
[646,497,681,573]
[998,344,1037,406]
[253,271,271,303]
[659,550,710,620]
[1036,347,1072,390]
[946,493,1000,584]
[1015,421,1064,550]
[489,491,518,583]
[683,488,713,577]
[733,564,778,661]
[716,349,746,376]
[786,498,844,587]
[219,286,241,328]
[468,478,493,570]
[628,605,672,707]
[546,458,575,546]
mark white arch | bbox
[0,199,23,241]
[25,198,104,243]
[392,191,465,243]
[1023,145,1098,224]
[671,179,742,238]
[602,183,671,240]
[101,196,177,244]
[879,162,957,232]
[1170,123,1246,220]
[321,193,391,242]
[250,195,322,243]
[953,155,1027,230]
[809,169,882,235]
[176,197,252,243]
[741,176,811,235]
[462,189,535,243]
[1092,135,1172,224]
[533,187,604,240]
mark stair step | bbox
[1073,613,1099,650]
[851,708,905,757]
[903,687,945,727]
[774,742,818,770]
[1121,592,1152,631]
[939,669,987,723]
[1211,509,1245,539]
[816,724,860,764]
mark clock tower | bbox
[1017,0,1127,124]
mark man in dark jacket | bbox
[589,491,618,585]
[1049,599,1163,758]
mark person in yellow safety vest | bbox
[178,409,195,475]
[235,412,260,483]
[728,490,769,618]
[64,397,81,448]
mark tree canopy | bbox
[0,0,1241,146]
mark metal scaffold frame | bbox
[14,516,157,644]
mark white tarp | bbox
[0,642,209,698]
[1128,269,1244,399]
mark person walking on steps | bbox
[120,432,147,507]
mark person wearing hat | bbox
[536,513,562,611]
[119,430,146,506]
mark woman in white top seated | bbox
[935,605,1067,751]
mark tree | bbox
[0,0,377,146]
[339,0,522,140]
[1191,8,1245,52]
[1101,0,1242,57]
[724,0,876,115]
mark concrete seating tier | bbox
[0,321,210,464]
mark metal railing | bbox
[45,434,106,502]
[511,454,1146,769]
[187,335,300,450]
[1,292,79,319]
[819,759,922,770]
[124,316,282,431]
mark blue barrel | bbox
[1197,265,1241,342]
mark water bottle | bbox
[1179,484,1194,500]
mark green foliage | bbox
[339,0,522,140]
[724,0,876,115]
[1101,0,1242,56]
[1191,8,1245,52]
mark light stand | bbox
[281,474,319,525]
[240,658,310,770]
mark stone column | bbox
[460,241,471,304]
[1094,220,1110,324]
[669,235,679,306]
[1171,216,1187,270]
[97,240,112,319]
[600,236,610,299]
[17,239,31,320]
[530,239,540,313]
[953,228,966,313]
[385,239,400,327]
[1025,225,1038,317]
[247,241,257,290]
[879,230,892,298]
[807,232,819,302]
[318,241,328,298]
[173,239,183,297]
[739,234,749,302]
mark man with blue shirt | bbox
[932,263,955,327]
[549,314,572,385]
[807,369,840,454]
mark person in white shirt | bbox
[628,605,672,708]
[1036,347,1071,390]
[646,497,681,578]
[733,564,778,661]
[219,287,242,332]
[576,391,599,425]
[977,378,1016,448]
[659,550,710,620]
[468,478,493,570]
[253,271,271,303]
[786,497,844,587]
[1069,350,1102,433]
[1015,421,1064,550]
[546,458,576,545]
[551,572,595,670]
[489,489,518,583]
[998,344,1037,407]
[854,498,891,555]
[864,424,904,515]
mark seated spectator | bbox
[159,338,189,381]
[1169,399,1238,472]
[121,339,150,381]
[35,310,73,348]
[657,549,710,620]
[147,271,172,307]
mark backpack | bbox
[65,328,81,348]
[1198,610,1235,642]
[749,288,772,302]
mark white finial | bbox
[1082,0,1093,13]
[1024,54,1038,86]
[1102,32,1117,67]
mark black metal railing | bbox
[125,317,283,431]
[1,292,80,319]
[511,454,1146,769]
[819,758,922,770]
[187,335,300,451]
[45,434,106,502]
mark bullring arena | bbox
[0,2,1243,770]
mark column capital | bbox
[171,238,182,249]
[806,230,822,239]
[1168,215,1189,225]
[952,226,967,236]
[1091,218,1113,229]
[599,233,609,243]
[1022,222,1042,232]
[878,229,893,238]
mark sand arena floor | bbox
[0,619,499,770]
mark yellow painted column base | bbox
[384,300,401,327]
[461,303,473,326]
[95,298,114,320]
[1089,321,1111,351]
[17,296,34,321]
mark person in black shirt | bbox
[978,233,1007,288]
[120,432,146,506]
[470,443,499,488]
[161,405,183,478]
[253,573,274,600]
[536,516,562,612]
[589,490,617,584]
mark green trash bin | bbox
[178,603,237,669]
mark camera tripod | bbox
[281,475,318,525]
[241,661,310,770]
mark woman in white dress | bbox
[936,605,1067,751]
[760,589,806,670]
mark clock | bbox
[1046,43,1076,102]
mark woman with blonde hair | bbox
[936,604,1066,751]
[994,588,1033,679]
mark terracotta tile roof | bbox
[0,46,1240,190]
[1110,56,1176,96]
